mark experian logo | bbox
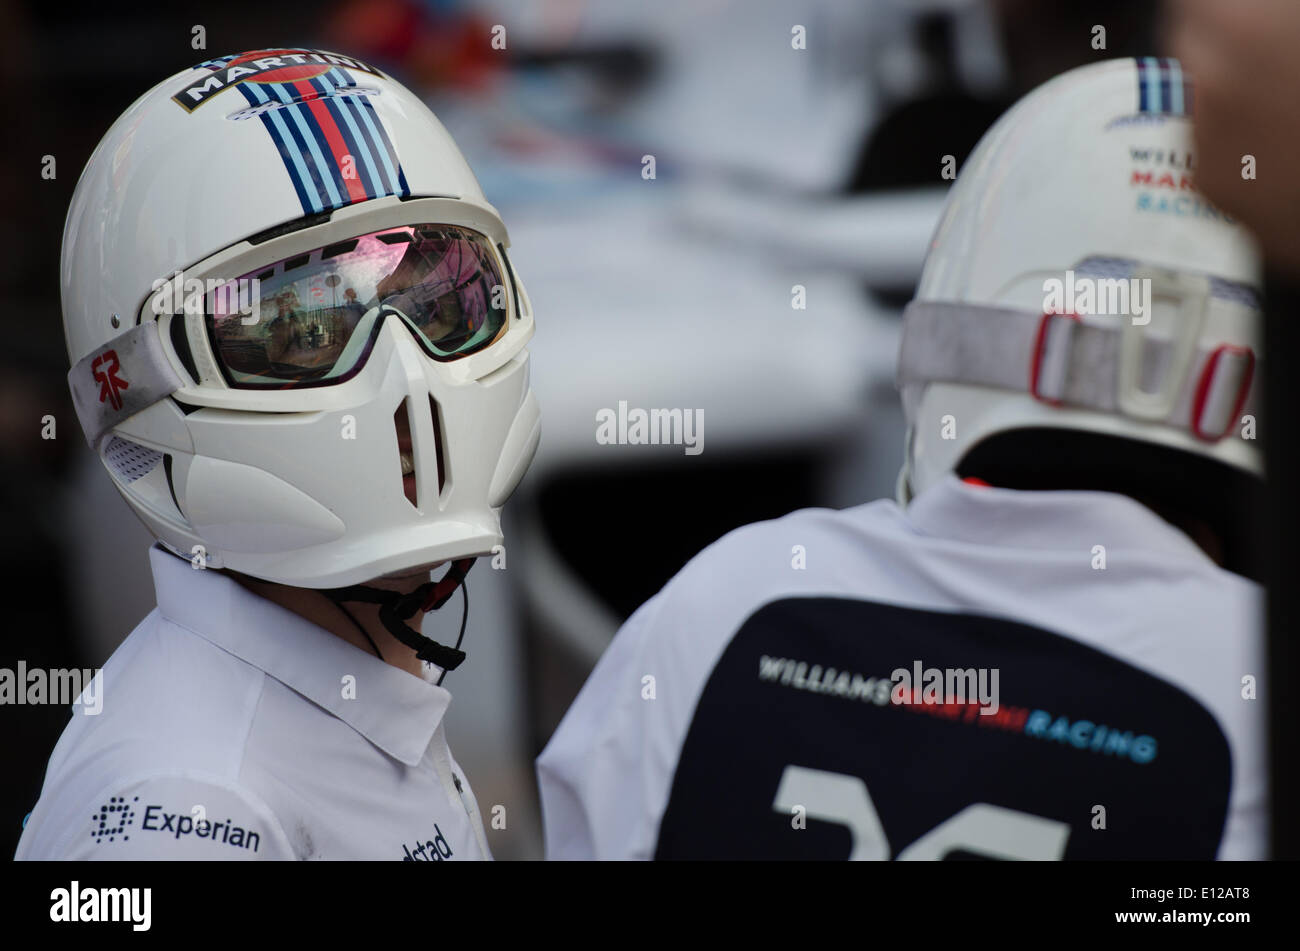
[89,796,262,853]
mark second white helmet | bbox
[898,58,1262,503]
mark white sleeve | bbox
[536,594,665,860]
[17,772,297,861]
[537,586,719,860]
[535,513,823,860]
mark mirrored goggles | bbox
[202,224,512,389]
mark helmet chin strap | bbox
[323,558,475,670]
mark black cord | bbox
[321,568,470,678]
[436,583,469,687]
[330,597,385,662]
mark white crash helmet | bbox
[898,57,1262,503]
[63,49,540,592]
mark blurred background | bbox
[1,0,1161,859]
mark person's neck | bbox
[228,572,431,679]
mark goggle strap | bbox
[69,322,183,449]
[898,300,1261,440]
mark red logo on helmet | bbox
[171,49,381,112]
[227,49,334,85]
[92,350,128,411]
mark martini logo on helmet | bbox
[173,48,410,216]
[91,350,128,410]
[172,49,382,112]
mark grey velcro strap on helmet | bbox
[67,322,184,449]
[897,300,1258,442]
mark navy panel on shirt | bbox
[654,597,1232,860]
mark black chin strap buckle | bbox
[411,639,467,669]
[377,595,466,670]
[325,559,476,671]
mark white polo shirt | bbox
[16,546,491,861]
[537,476,1267,860]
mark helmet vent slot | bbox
[392,398,446,508]
[245,209,332,245]
[103,436,162,484]
[162,454,184,516]
[430,395,446,497]
[395,399,418,508]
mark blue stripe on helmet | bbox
[1140,56,1162,112]
[225,61,408,213]
[268,85,345,210]
[1158,57,1173,114]
[1167,59,1185,115]
[238,81,322,214]
[317,72,385,199]
[346,92,406,197]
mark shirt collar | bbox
[150,546,449,766]
[906,474,1217,566]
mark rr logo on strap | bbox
[92,350,129,411]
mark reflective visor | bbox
[205,224,509,388]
